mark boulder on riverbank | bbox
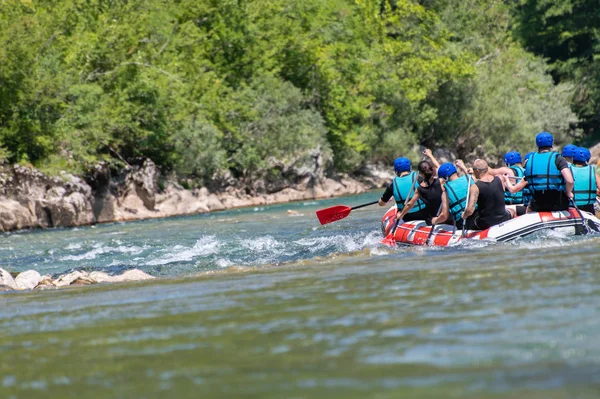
[0,268,155,291]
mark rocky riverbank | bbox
[0,158,394,232]
[0,268,154,291]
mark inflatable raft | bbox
[381,206,600,246]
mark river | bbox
[1,192,599,398]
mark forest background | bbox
[0,0,598,190]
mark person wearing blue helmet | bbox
[569,147,600,213]
[395,160,443,225]
[378,156,428,221]
[561,144,578,164]
[502,151,526,208]
[431,162,476,228]
[504,132,574,212]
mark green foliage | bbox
[510,0,600,137]
[0,0,592,182]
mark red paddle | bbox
[316,201,379,225]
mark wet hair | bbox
[418,160,434,181]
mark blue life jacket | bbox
[570,165,597,206]
[524,151,566,192]
[392,172,425,213]
[444,175,476,222]
[504,165,525,204]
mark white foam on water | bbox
[240,235,284,253]
[215,258,234,268]
[60,245,144,261]
[65,242,82,250]
[145,236,221,266]
[295,230,383,254]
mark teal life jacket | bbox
[504,165,525,205]
[444,175,476,222]
[524,151,566,193]
[570,165,597,206]
[392,172,425,213]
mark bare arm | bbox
[489,166,513,177]
[503,174,527,194]
[431,192,450,225]
[561,167,574,199]
[423,149,441,170]
[455,159,469,175]
[462,184,479,219]
[396,190,421,220]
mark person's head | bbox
[393,157,411,175]
[504,151,522,166]
[580,147,591,163]
[535,131,554,151]
[573,147,588,166]
[561,144,577,163]
[418,160,434,181]
[472,159,489,178]
[437,163,457,181]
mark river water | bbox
[1,192,599,398]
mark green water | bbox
[1,192,600,398]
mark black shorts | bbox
[403,208,433,225]
[529,191,569,212]
[579,204,595,213]
[471,210,512,230]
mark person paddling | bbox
[431,163,475,229]
[570,147,600,213]
[378,157,427,222]
[462,159,515,230]
[395,160,442,225]
[504,132,574,212]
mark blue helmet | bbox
[504,151,522,166]
[573,148,587,163]
[535,131,554,148]
[581,147,591,162]
[393,157,411,173]
[524,152,535,162]
[561,144,578,158]
[437,163,457,179]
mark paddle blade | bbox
[316,205,352,225]
[381,234,396,247]
[381,219,402,246]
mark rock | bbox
[0,199,36,231]
[107,269,154,282]
[53,271,86,287]
[88,269,154,283]
[129,159,158,210]
[15,270,43,290]
[35,275,55,290]
[0,268,18,290]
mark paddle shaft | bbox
[461,174,472,238]
[426,203,444,245]
[350,201,379,211]
[570,198,590,234]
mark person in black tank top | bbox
[462,160,514,230]
[473,176,511,229]
[396,161,443,225]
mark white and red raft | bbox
[381,206,600,247]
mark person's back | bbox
[475,176,510,229]
[521,132,574,212]
[461,159,513,230]
[570,148,599,213]
[416,161,442,221]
